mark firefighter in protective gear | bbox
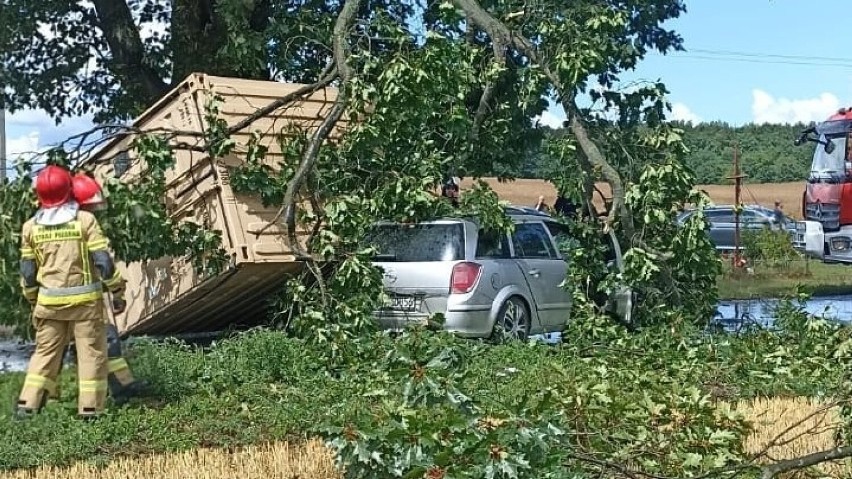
[71,172,149,404]
[16,165,119,419]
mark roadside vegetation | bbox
[3,398,848,479]
[718,260,852,299]
[2,301,851,477]
[716,229,852,299]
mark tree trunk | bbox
[91,0,169,105]
[170,0,272,85]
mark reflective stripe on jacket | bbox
[20,210,116,321]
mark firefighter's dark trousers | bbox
[105,324,137,391]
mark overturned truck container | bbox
[86,73,342,336]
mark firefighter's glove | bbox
[23,287,38,306]
[112,292,127,315]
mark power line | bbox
[0,108,5,182]
[688,47,852,63]
[651,52,852,68]
[646,46,852,68]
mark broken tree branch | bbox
[761,446,852,479]
[277,0,361,258]
[564,100,634,237]
[453,0,634,239]
[566,452,669,479]
[470,40,507,142]
[246,47,345,239]
[281,99,345,256]
[228,63,338,135]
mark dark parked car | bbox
[676,205,796,251]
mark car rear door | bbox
[367,222,465,316]
[706,208,736,250]
[741,208,770,232]
[510,221,571,331]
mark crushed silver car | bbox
[366,207,624,339]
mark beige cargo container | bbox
[85,73,342,336]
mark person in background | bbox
[553,195,578,218]
[16,165,118,419]
[441,177,460,208]
[71,172,149,404]
[534,195,549,212]
[773,200,785,224]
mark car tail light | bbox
[450,262,482,294]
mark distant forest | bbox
[522,122,813,185]
[676,121,809,184]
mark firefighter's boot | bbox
[106,324,148,404]
[13,390,46,420]
[109,377,151,405]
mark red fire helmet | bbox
[35,165,73,208]
[71,173,106,210]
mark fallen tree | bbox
[3,1,851,477]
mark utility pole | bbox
[727,143,747,269]
[0,106,6,182]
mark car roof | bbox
[372,205,554,226]
[504,205,552,217]
[706,204,761,210]
[684,204,773,213]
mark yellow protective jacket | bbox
[19,210,123,321]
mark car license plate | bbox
[387,295,420,312]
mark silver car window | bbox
[511,222,557,259]
[544,221,570,242]
[476,229,511,259]
[740,209,765,225]
[706,209,734,223]
[365,223,465,262]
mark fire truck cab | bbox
[797,108,852,262]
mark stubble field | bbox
[6,398,843,479]
[471,179,806,219]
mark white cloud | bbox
[6,132,40,160]
[6,108,94,149]
[537,110,566,129]
[7,109,61,128]
[751,89,840,125]
[670,102,702,124]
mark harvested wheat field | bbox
[470,178,807,219]
[738,396,849,477]
[700,182,805,219]
[0,439,341,479]
[3,398,845,478]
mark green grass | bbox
[0,318,842,471]
[717,259,852,299]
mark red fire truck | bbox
[797,108,852,262]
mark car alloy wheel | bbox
[493,296,530,342]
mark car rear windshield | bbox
[365,223,465,262]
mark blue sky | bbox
[540,0,852,127]
[8,0,852,158]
